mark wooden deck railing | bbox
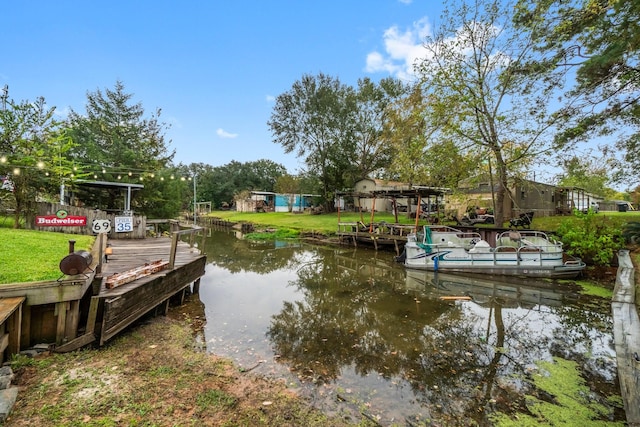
[169,223,206,269]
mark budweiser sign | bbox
[36,209,87,227]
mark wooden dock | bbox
[56,228,206,351]
[337,221,415,255]
[612,250,640,427]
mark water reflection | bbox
[198,227,621,425]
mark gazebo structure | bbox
[74,180,144,214]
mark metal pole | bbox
[193,174,197,224]
[126,185,132,211]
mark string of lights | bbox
[0,153,194,182]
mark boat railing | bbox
[497,229,555,242]
[496,230,562,249]
[415,225,482,249]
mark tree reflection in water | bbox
[202,228,621,425]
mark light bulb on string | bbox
[0,156,6,164]
[37,161,45,169]
[12,168,20,176]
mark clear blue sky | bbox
[2,0,442,174]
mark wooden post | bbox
[55,301,68,345]
[200,228,206,255]
[193,278,201,294]
[415,195,422,230]
[169,232,179,269]
[65,300,80,341]
[392,197,399,224]
[85,297,100,334]
[20,305,30,351]
[369,197,376,232]
[8,303,22,356]
[97,233,104,274]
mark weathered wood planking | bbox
[0,297,24,359]
[95,236,206,346]
[100,256,206,345]
[612,250,640,427]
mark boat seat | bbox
[468,240,491,253]
[520,246,543,252]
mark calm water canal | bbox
[193,227,624,425]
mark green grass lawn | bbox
[207,210,421,234]
[207,209,640,234]
[0,228,94,284]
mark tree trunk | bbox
[492,151,509,228]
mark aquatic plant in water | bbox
[490,357,623,426]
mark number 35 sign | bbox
[114,216,134,233]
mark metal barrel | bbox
[59,251,93,276]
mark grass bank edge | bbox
[0,228,94,284]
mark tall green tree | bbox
[268,73,357,209]
[555,154,615,198]
[383,85,476,189]
[0,89,75,227]
[414,0,561,226]
[514,0,640,185]
[67,81,175,213]
[349,77,409,182]
[274,174,300,195]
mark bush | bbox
[622,221,640,245]
[556,210,624,266]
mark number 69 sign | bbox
[92,219,112,234]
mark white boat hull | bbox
[401,227,585,279]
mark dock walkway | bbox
[99,237,202,294]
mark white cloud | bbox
[398,0,412,4]
[265,95,275,102]
[365,17,433,81]
[53,106,71,119]
[216,128,238,139]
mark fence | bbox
[33,203,148,239]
